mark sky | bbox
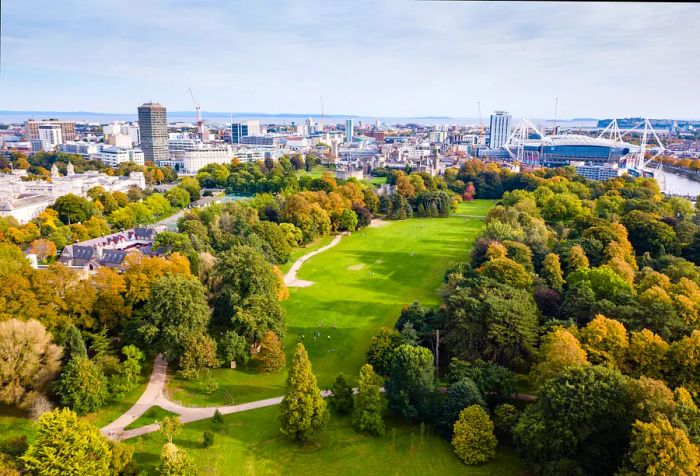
[1,1,699,119]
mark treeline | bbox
[359,170,700,473]
[0,177,200,253]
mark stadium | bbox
[503,118,664,179]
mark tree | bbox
[22,408,113,475]
[628,329,669,379]
[54,356,109,415]
[493,403,519,440]
[451,406,497,465]
[437,378,486,438]
[513,366,632,474]
[28,239,57,262]
[329,374,354,414]
[627,418,700,475]
[178,333,219,380]
[447,359,516,403]
[533,327,589,385]
[137,274,211,362]
[627,376,676,422]
[62,324,87,363]
[0,319,62,406]
[366,327,402,376]
[160,416,183,443]
[385,344,438,422]
[352,364,386,436]
[279,344,329,442]
[579,315,629,369]
[51,194,95,224]
[567,245,590,273]
[211,246,286,340]
[478,257,532,289]
[109,345,144,397]
[256,331,286,373]
[667,330,700,397]
[158,442,197,476]
[218,331,249,367]
[541,253,565,292]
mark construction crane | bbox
[188,88,204,138]
[320,96,325,132]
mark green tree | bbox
[178,333,219,380]
[337,209,358,232]
[160,416,183,444]
[451,405,497,465]
[218,331,249,367]
[22,408,113,475]
[366,327,402,376]
[158,442,197,476]
[622,210,678,256]
[62,325,87,363]
[137,274,211,362]
[513,366,632,474]
[50,194,95,224]
[329,374,354,414]
[627,418,700,475]
[109,345,144,397]
[54,356,109,415]
[385,344,438,422]
[279,344,329,442]
[352,364,386,436]
[493,403,519,440]
[437,378,486,438]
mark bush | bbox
[329,374,354,414]
[203,430,214,448]
[212,409,224,425]
[493,403,519,440]
[451,406,497,465]
[256,331,286,373]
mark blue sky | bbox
[1,1,698,119]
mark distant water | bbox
[0,111,598,128]
[646,169,700,198]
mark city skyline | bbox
[2,1,699,119]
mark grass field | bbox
[167,200,494,408]
[124,406,178,431]
[129,405,528,476]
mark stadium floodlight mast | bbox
[503,117,547,163]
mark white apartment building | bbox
[171,144,233,174]
[100,147,145,167]
[58,141,101,159]
[103,122,140,147]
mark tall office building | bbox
[137,102,168,163]
[488,111,512,149]
[345,118,354,142]
[231,120,261,143]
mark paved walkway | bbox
[284,232,346,287]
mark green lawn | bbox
[0,405,37,444]
[124,406,178,431]
[167,200,495,407]
[129,405,528,476]
[297,165,335,179]
[280,235,335,274]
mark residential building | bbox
[575,162,625,181]
[25,120,76,142]
[137,102,168,163]
[99,147,145,167]
[58,141,101,158]
[38,124,63,146]
[104,122,140,147]
[488,111,512,149]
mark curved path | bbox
[284,232,346,287]
[102,232,350,440]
